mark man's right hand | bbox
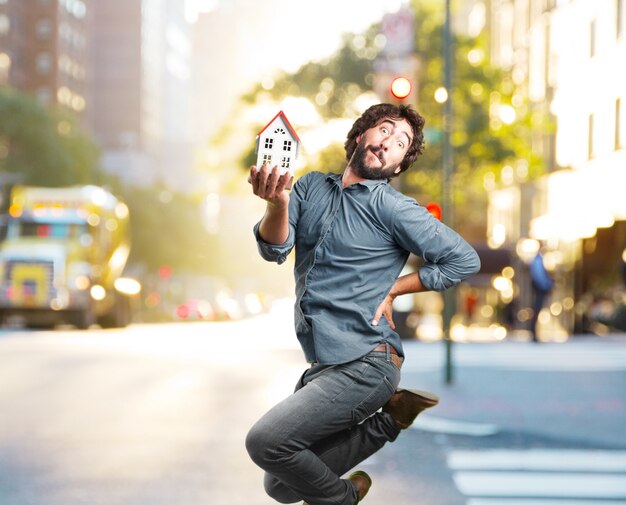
[249,164,293,207]
[249,164,292,245]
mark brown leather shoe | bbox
[302,470,372,504]
[382,388,439,429]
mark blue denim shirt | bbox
[254,172,480,365]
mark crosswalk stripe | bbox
[402,343,626,371]
[453,472,626,499]
[448,449,626,472]
[414,416,499,436]
[466,500,622,505]
[448,449,626,503]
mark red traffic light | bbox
[425,202,442,220]
[390,76,412,100]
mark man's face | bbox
[350,118,413,180]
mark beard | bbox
[350,141,401,180]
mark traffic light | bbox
[159,265,172,279]
[390,76,412,100]
[425,202,442,220]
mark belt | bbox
[372,343,403,369]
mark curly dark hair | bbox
[344,103,425,176]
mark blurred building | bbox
[190,0,292,145]
[487,0,626,337]
[0,0,91,123]
[0,0,196,191]
[92,0,194,190]
[191,5,245,147]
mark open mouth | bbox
[369,147,385,165]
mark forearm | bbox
[373,271,428,327]
[389,271,428,298]
[250,164,292,245]
[258,201,290,245]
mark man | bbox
[245,103,480,505]
[529,248,553,342]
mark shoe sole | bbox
[304,471,372,505]
[349,470,372,486]
[349,470,372,502]
[399,388,440,406]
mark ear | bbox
[356,133,362,144]
[394,166,402,174]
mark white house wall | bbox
[552,0,626,170]
[528,0,626,242]
[256,116,298,174]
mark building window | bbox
[264,138,273,149]
[37,86,52,106]
[590,20,596,58]
[616,98,623,150]
[0,52,10,83]
[588,113,594,159]
[0,14,9,36]
[544,0,557,11]
[36,19,52,40]
[35,52,53,74]
[61,0,87,19]
[262,154,272,166]
[618,0,624,39]
[283,140,292,152]
[274,127,286,134]
[281,157,291,169]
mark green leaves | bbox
[231,1,552,239]
[0,87,99,187]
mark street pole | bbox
[442,0,456,385]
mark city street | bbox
[2,1,626,504]
[1,307,625,505]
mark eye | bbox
[398,141,405,149]
[380,126,389,134]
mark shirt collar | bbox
[325,173,389,192]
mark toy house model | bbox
[255,111,300,175]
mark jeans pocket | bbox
[328,360,370,402]
[351,374,396,424]
[294,367,310,393]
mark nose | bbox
[379,137,390,151]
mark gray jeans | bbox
[245,350,402,505]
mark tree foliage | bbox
[403,1,551,234]
[234,1,552,238]
[242,27,380,120]
[0,86,213,275]
[0,86,100,187]
[103,179,217,275]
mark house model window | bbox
[255,111,301,176]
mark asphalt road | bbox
[0,312,625,505]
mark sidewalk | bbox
[399,336,626,448]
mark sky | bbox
[188,0,409,141]
[188,0,407,74]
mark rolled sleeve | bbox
[252,173,311,265]
[253,222,295,265]
[392,198,481,291]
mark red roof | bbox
[256,110,301,142]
